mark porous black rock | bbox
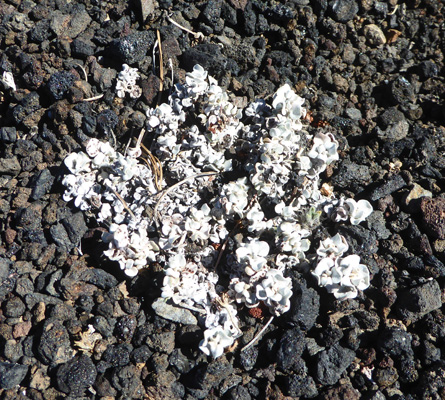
[276,327,306,372]
[377,327,414,359]
[395,279,442,321]
[315,343,356,385]
[46,71,77,101]
[102,343,132,367]
[287,273,320,331]
[56,354,97,395]
[369,174,407,201]
[96,109,119,136]
[181,44,240,78]
[108,31,156,64]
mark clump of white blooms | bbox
[116,64,142,99]
[62,64,374,358]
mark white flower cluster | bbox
[312,233,370,301]
[62,64,374,358]
[116,64,142,99]
[229,239,293,316]
[62,138,160,276]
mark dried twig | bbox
[153,171,217,223]
[83,94,104,102]
[74,63,88,81]
[166,13,204,41]
[106,185,136,220]
[140,142,163,191]
[156,29,164,106]
[241,316,274,352]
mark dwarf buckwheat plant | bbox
[62,64,373,358]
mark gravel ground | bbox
[1,0,445,399]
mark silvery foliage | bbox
[116,64,142,99]
[62,64,374,358]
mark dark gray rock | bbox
[329,0,359,22]
[37,318,72,365]
[0,362,29,389]
[202,0,223,32]
[110,364,145,398]
[50,6,91,38]
[331,160,373,189]
[29,19,52,43]
[420,341,441,366]
[71,38,95,58]
[181,44,240,78]
[31,168,55,200]
[24,292,64,309]
[4,296,26,318]
[367,210,391,240]
[192,356,233,390]
[390,75,416,105]
[0,127,17,143]
[417,60,439,80]
[0,156,21,175]
[56,354,97,395]
[377,327,413,358]
[83,268,118,290]
[15,203,43,232]
[50,223,72,250]
[228,385,251,400]
[0,258,13,301]
[369,174,407,201]
[287,274,320,330]
[379,107,405,128]
[395,279,442,321]
[241,2,256,35]
[283,371,318,398]
[239,345,258,371]
[62,211,88,245]
[131,345,152,364]
[146,331,175,354]
[108,31,155,64]
[315,343,356,385]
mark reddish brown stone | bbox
[420,197,445,239]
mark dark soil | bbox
[1,0,445,399]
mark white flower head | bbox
[317,233,349,259]
[236,239,270,276]
[1,71,16,91]
[64,152,92,174]
[313,255,370,301]
[186,64,208,95]
[272,84,306,124]
[199,326,235,358]
[255,269,293,315]
[345,198,373,225]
